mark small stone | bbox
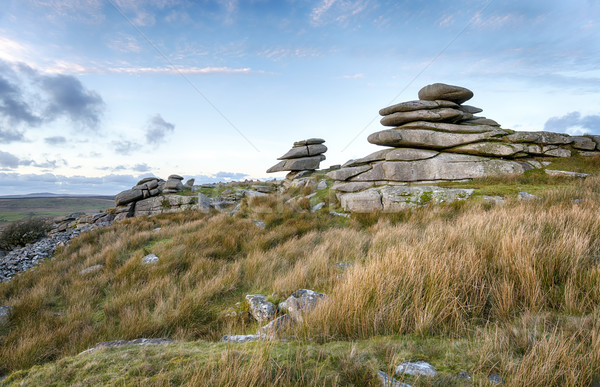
[377,370,412,387]
[0,306,13,325]
[457,372,471,379]
[79,264,103,275]
[251,219,266,229]
[168,174,184,180]
[316,179,327,190]
[142,254,159,264]
[245,294,277,322]
[221,334,259,343]
[487,374,504,385]
[311,202,325,212]
[278,289,327,322]
[518,192,538,200]
[545,169,589,178]
[395,361,437,377]
[257,314,292,339]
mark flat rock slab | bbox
[326,165,372,181]
[460,117,500,126]
[458,105,483,114]
[293,138,325,146]
[267,154,325,173]
[380,108,469,127]
[545,169,589,178]
[331,182,375,192]
[379,99,458,116]
[447,142,526,157]
[257,314,292,339]
[221,334,259,343]
[571,136,596,150]
[418,83,473,104]
[278,144,327,159]
[398,121,503,134]
[114,189,144,206]
[506,131,573,145]
[368,128,507,149]
[342,149,394,168]
[395,361,437,377]
[385,148,439,161]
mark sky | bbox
[1,0,599,195]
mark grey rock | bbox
[197,193,212,213]
[378,99,458,116]
[571,136,596,150]
[380,108,468,127]
[342,149,394,167]
[457,372,471,379]
[267,155,326,173]
[137,177,159,185]
[329,211,351,218]
[488,374,504,385]
[326,165,372,181]
[221,334,259,343]
[279,289,327,323]
[251,219,266,229]
[164,178,184,191]
[377,370,412,387]
[448,142,526,157]
[399,121,504,134]
[79,338,173,355]
[458,105,483,114]
[579,151,600,157]
[418,83,474,104]
[340,188,383,213]
[349,163,386,181]
[506,131,573,145]
[385,148,439,161]
[331,182,375,192]
[395,361,437,377]
[114,189,144,206]
[480,195,505,205]
[245,294,277,322]
[316,179,328,190]
[585,135,600,150]
[142,254,159,264]
[243,190,268,198]
[257,314,292,339]
[518,192,538,201]
[293,138,325,146]
[0,306,13,325]
[278,144,328,159]
[545,169,589,178]
[79,264,103,275]
[544,147,571,157]
[311,202,326,212]
[367,128,507,149]
[460,117,500,126]
[168,174,184,180]
[380,186,474,211]
[184,178,195,187]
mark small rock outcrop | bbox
[278,288,327,323]
[328,83,600,212]
[245,294,277,322]
[79,338,173,355]
[267,138,327,174]
[395,361,437,377]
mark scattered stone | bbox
[0,306,13,325]
[79,264,103,275]
[395,361,437,377]
[279,289,327,323]
[545,169,589,178]
[377,370,412,387]
[457,372,471,379]
[79,338,173,355]
[142,254,159,264]
[251,219,266,229]
[487,374,504,385]
[329,211,351,218]
[316,179,328,190]
[480,195,505,205]
[184,178,195,188]
[336,262,352,270]
[245,294,277,322]
[518,192,538,201]
[311,202,326,212]
[257,314,292,339]
[418,83,474,104]
[153,227,161,232]
[221,334,259,343]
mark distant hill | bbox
[0,193,114,200]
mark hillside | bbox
[0,197,114,226]
[1,165,600,385]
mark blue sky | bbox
[0,0,599,195]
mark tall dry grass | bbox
[1,176,599,384]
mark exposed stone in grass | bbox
[142,254,159,264]
[256,314,292,339]
[395,361,437,377]
[220,334,259,343]
[278,289,327,323]
[245,294,277,322]
[0,305,13,325]
[487,373,505,385]
[377,370,412,387]
[545,169,589,178]
[78,338,174,355]
[79,265,103,275]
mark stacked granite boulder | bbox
[328,83,600,212]
[267,138,327,175]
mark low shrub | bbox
[0,217,52,250]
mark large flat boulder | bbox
[398,121,503,134]
[278,144,327,159]
[114,189,144,206]
[367,128,507,149]
[447,142,526,157]
[266,154,326,173]
[379,99,458,116]
[339,188,383,212]
[380,108,469,127]
[342,149,393,167]
[418,83,473,104]
[326,165,372,181]
[506,131,573,145]
[384,148,439,161]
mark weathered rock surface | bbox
[418,83,473,104]
[368,128,506,149]
[395,361,437,377]
[0,305,13,325]
[142,254,159,264]
[245,294,277,322]
[221,334,258,343]
[268,139,328,174]
[79,338,173,355]
[267,154,326,173]
[279,289,327,323]
[379,99,458,115]
[380,108,469,127]
[278,144,328,160]
[256,314,292,339]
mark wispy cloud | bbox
[145,114,175,144]
[310,0,369,26]
[258,48,320,60]
[107,34,142,53]
[342,73,364,79]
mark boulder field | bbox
[327,83,600,212]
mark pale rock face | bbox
[505,131,573,145]
[368,128,506,149]
[266,154,326,173]
[339,188,383,212]
[278,289,327,323]
[418,83,474,104]
[398,121,502,134]
[571,136,596,150]
[325,165,372,181]
[278,144,328,160]
[395,361,437,377]
[245,294,277,322]
[447,142,526,157]
[342,149,394,167]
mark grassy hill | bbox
[1,165,600,385]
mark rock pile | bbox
[328,83,600,212]
[266,138,327,176]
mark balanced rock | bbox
[418,83,473,104]
[267,139,327,173]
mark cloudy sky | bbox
[1,0,599,195]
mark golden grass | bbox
[1,176,600,384]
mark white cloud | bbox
[342,73,364,79]
[310,0,368,26]
[107,34,142,53]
